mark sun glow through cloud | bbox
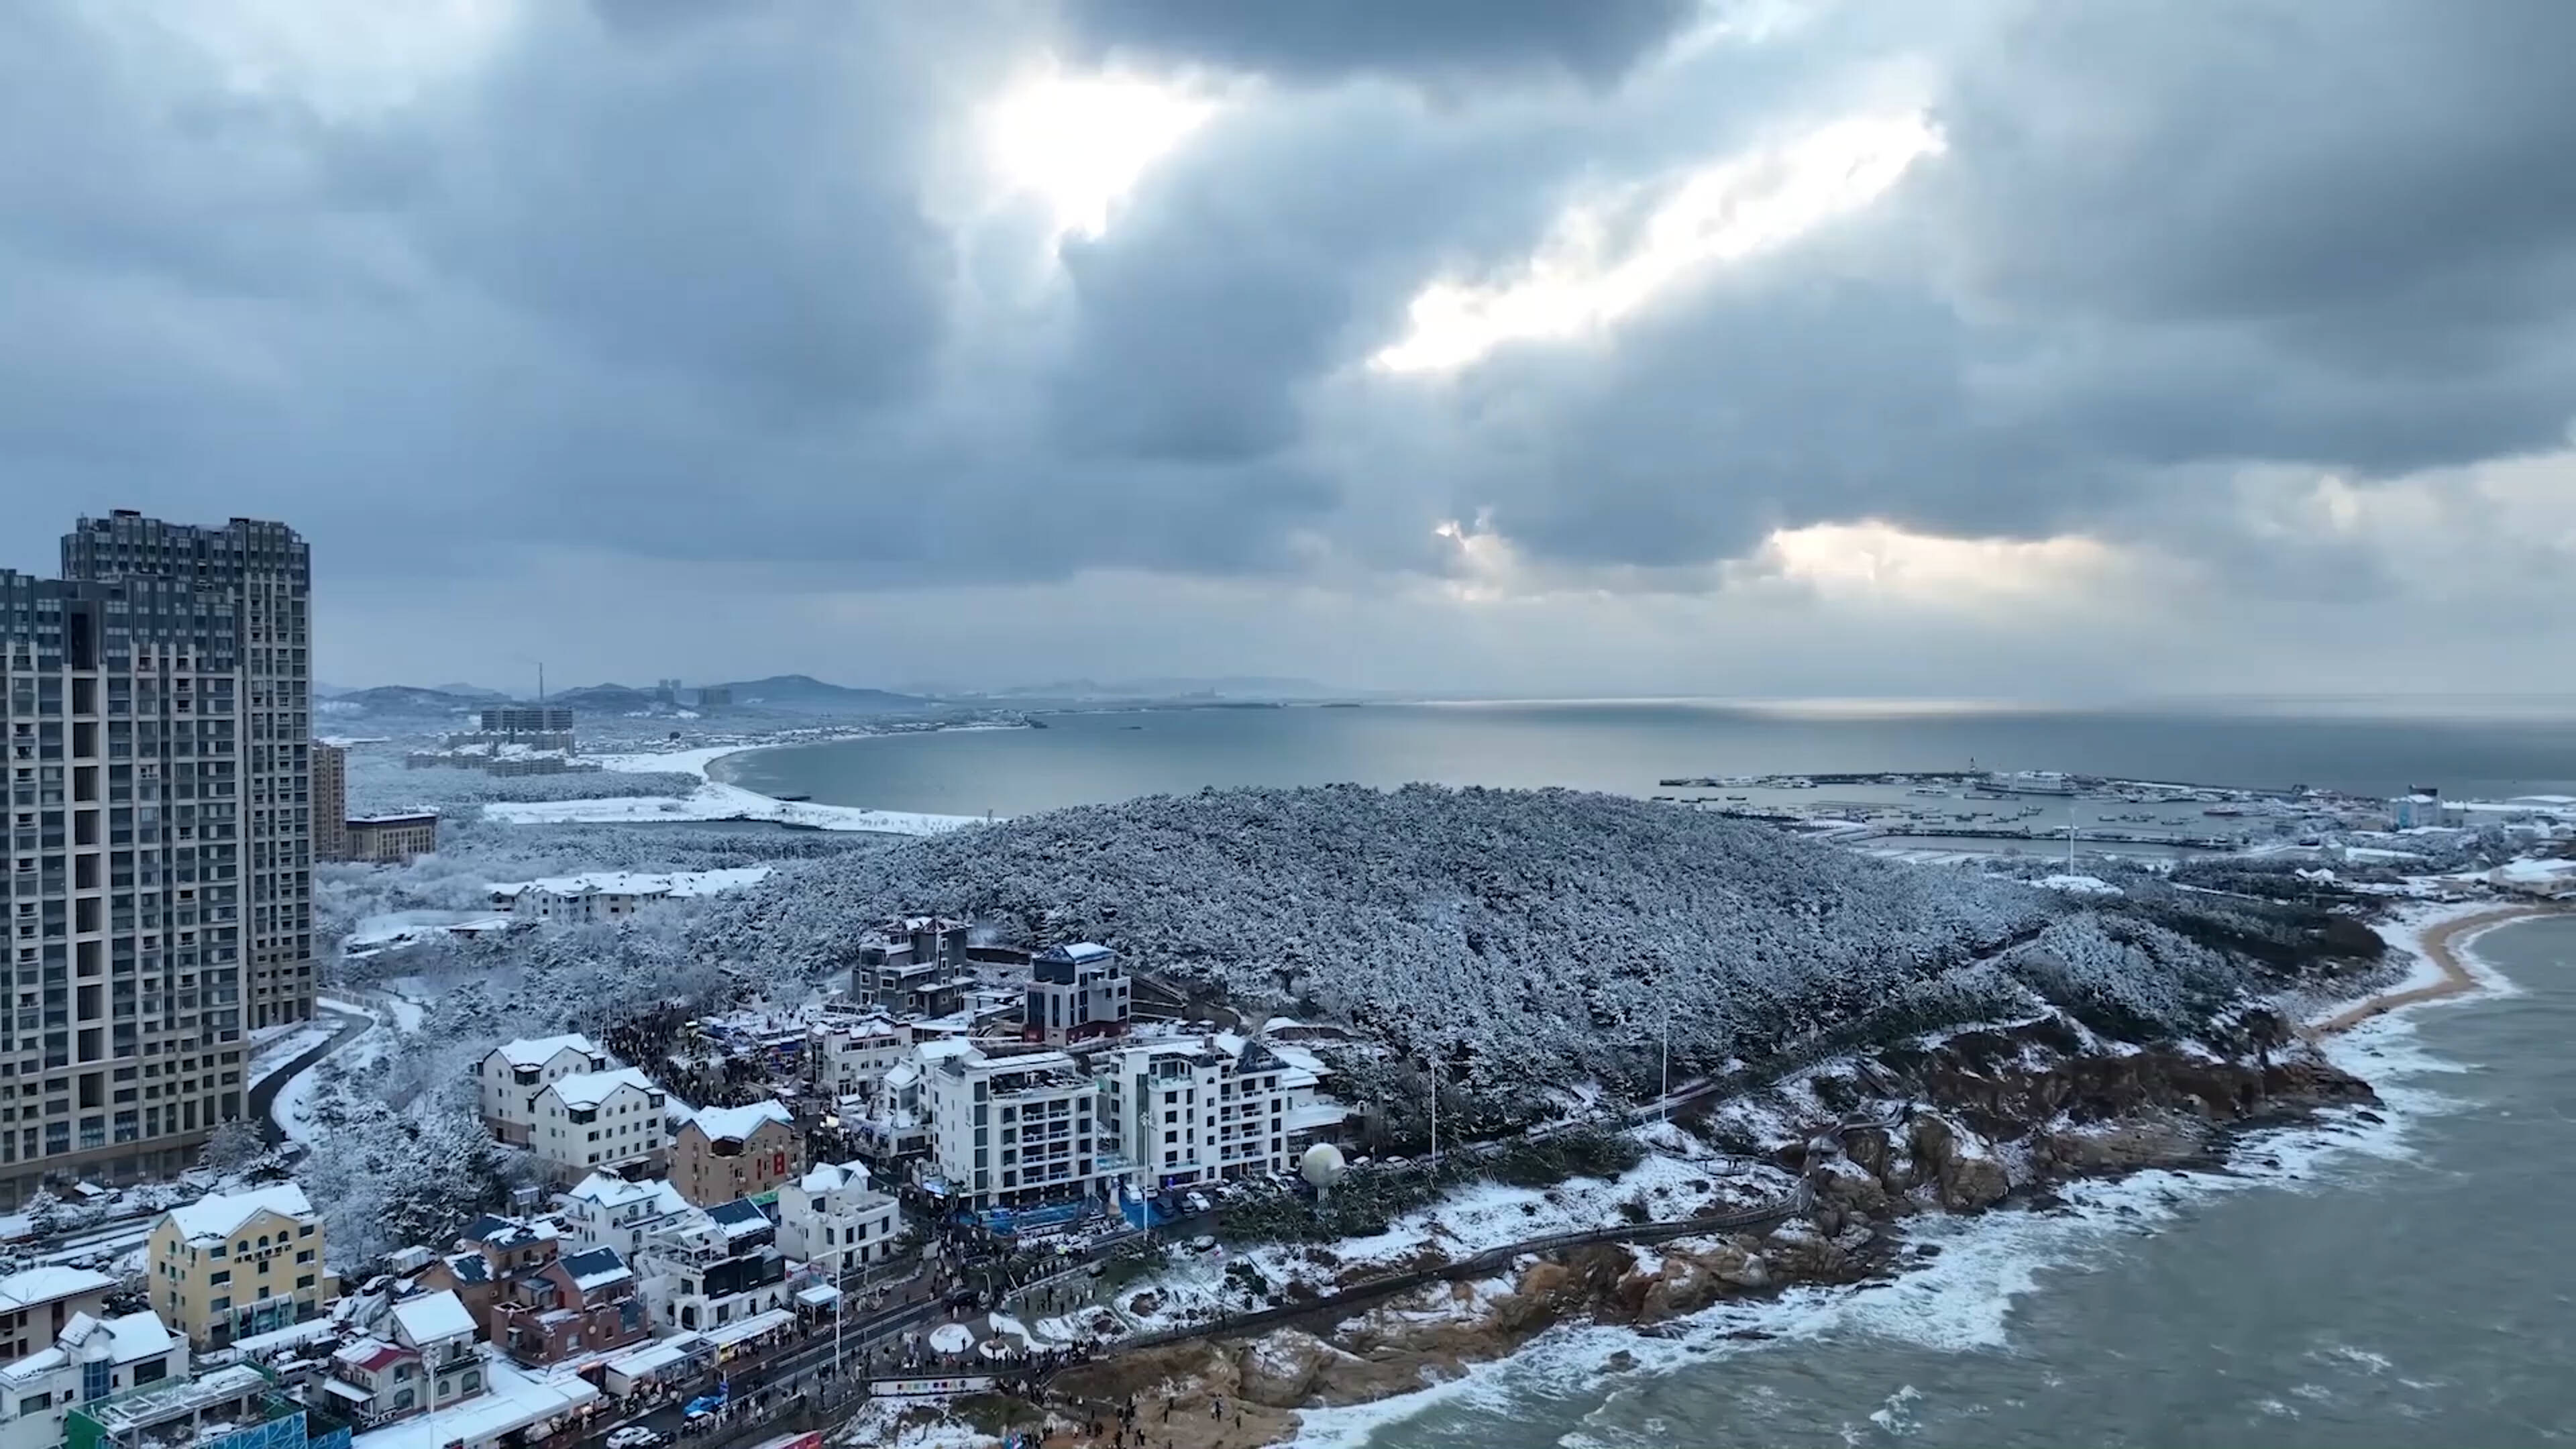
[982,64,1217,239]
[1373,112,1945,373]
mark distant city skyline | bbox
[5,3,2573,701]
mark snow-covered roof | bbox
[347,810,439,824]
[1034,941,1115,964]
[164,1183,314,1244]
[391,1290,477,1344]
[682,1099,792,1142]
[881,1060,922,1091]
[40,1312,172,1371]
[705,1199,773,1242]
[494,1034,604,1069]
[0,1264,116,1311]
[796,1160,870,1195]
[491,867,772,901]
[460,1213,561,1249]
[333,1338,412,1372]
[562,1174,689,1216]
[352,1355,598,1449]
[1283,1102,1349,1131]
[543,1067,660,1110]
[559,1247,631,1293]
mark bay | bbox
[712,700,2576,816]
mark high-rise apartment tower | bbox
[0,512,315,1203]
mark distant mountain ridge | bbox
[321,674,926,716]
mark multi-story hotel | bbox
[0,513,317,1204]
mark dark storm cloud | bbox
[1057,0,1700,84]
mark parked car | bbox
[608,1428,664,1449]
[1182,1191,1211,1215]
[1189,1234,1218,1252]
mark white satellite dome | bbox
[1299,1142,1348,1190]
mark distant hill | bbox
[321,685,489,716]
[710,674,925,712]
[546,682,659,714]
[430,682,511,700]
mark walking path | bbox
[2314,904,2560,1034]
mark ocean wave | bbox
[1291,960,2500,1449]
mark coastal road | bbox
[252,1008,373,1147]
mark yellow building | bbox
[146,1184,336,1348]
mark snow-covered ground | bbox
[480,736,994,836]
[483,778,981,836]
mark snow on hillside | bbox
[696,786,2277,1105]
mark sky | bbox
[4,0,2574,700]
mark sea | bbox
[711,700,2576,1446]
[712,698,2576,816]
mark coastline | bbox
[2312,902,2559,1034]
[482,723,1021,836]
[1012,905,2559,1449]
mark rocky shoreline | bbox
[1019,1012,2379,1449]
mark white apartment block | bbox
[488,869,769,926]
[806,1014,925,1098]
[923,1044,1119,1211]
[1094,1033,1346,1193]
[553,1174,692,1260]
[526,1069,668,1182]
[0,1311,185,1449]
[473,1034,609,1146]
[773,1161,900,1278]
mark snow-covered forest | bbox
[694,786,2377,1108]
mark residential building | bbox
[0,1311,185,1449]
[59,513,316,1039]
[477,708,572,737]
[488,868,770,926]
[1093,1032,1346,1192]
[310,743,345,863]
[806,1014,920,1098]
[553,1175,690,1260]
[1023,942,1130,1046]
[146,1183,333,1348]
[773,1161,900,1278]
[0,513,321,1202]
[341,812,436,864]
[633,1199,789,1335]
[321,1290,481,1428]
[526,1069,668,1183]
[472,1034,609,1146]
[693,687,731,709]
[0,1268,118,1363]
[58,1362,327,1449]
[849,916,969,1019]
[923,1045,1117,1211]
[416,1214,561,1337]
[670,1102,799,1208]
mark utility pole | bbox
[1426,1055,1439,1171]
[1660,1004,1672,1118]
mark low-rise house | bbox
[147,1185,333,1348]
[527,1069,669,1183]
[321,1291,482,1428]
[415,1215,564,1338]
[849,916,971,1019]
[553,1175,691,1260]
[0,1268,119,1364]
[473,1035,610,1147]
[489,1246,645,1368]
[1023,943,1131,1046]
[58,1363,326,1449]
[670,1102,799,1208]
[806,1015,916,1098]
[0,1313,184,1449]
[634,1201,788,1336]
[773,1161,901,1279]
